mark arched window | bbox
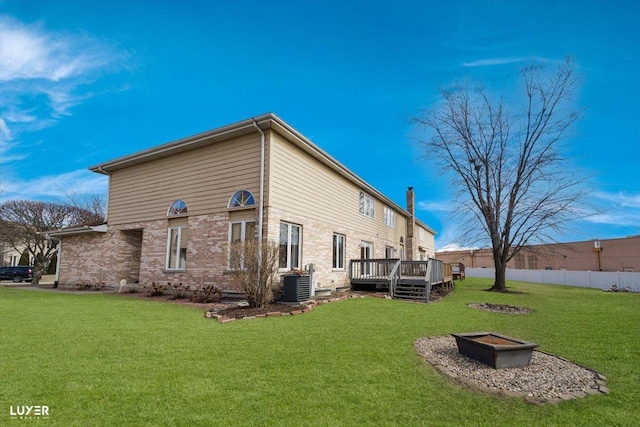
[168,199,188,216]
[228,190,255,208]
[166,200,188,270]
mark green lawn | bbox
[1,279,638,426]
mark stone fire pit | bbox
[452,332,538,369]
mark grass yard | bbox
[1,278,638,426]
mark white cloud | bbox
[462,56,556,68]
[0,117,12,142]
[1,169,108,202]
[0,15,114,82]
[417,200,454,212]
[581,191,640,227]
[0,14,128,155]
[436,243,479,252]
[594,191,640,209]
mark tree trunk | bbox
[31,268,43,286]
[488,253,507,292]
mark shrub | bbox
[228,240,280,308]
[190,284,222,303]
[171,282,189,299]
[146,282,166,297]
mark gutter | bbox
[46,224,108,238]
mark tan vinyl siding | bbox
[269,132,406,246]
[108,134,261,224]
[416,224,436,258]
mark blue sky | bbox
[1,0,639,250]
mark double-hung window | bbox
[166,200,188,270]
[333,233,346,270]
[166,226,188,270]
[229,220,256,269]
[279,222,301,270]
[384,207,395,227]
[359,191,375,218]
[230,221,256,243]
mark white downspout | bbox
[252,119,266,292]
[54,238,62,288]
[252,119,265,246]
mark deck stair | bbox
[349,258,453,302]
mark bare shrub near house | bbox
[228,240,280,308]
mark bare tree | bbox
[0,200,103,285]
[63,190,106,220]
[228,239,281,308]
[415,59,588,292]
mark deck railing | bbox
[349,258,401,281]
[349,259,449,283]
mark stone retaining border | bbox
[205,293,367,323]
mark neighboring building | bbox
[0,245,22,267]
[51,114,436,292]
[436,235,640,272]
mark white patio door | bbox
[360,241,373,276]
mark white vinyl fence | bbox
[467,267,640,292]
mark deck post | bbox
[424,260,433,303]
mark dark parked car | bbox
[0,266,34,283]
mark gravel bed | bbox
[415,336,607,403]
[467,303,533,314]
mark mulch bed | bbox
[467,302,533,314]
[118,291,227,311]
[216,303,308,318]
[114,287,456,320]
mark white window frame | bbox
[167,199,188,216]
[228,190,256,209]
[279,222,302,270]
[385,246,396,259]
[333,233,346,270]
[229,220,256,243]
[228,220,256,269]
[384,206,395,227]
[359,191,375,218]
[166,226,187,270]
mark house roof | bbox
[88,113,436,235]
[47,223,108,238]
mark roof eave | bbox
[87,113,438,235]
[47,223,108,238]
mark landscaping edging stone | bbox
[205,293,367,323]
[415,336,608,405]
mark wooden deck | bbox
[349,258,453,302]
